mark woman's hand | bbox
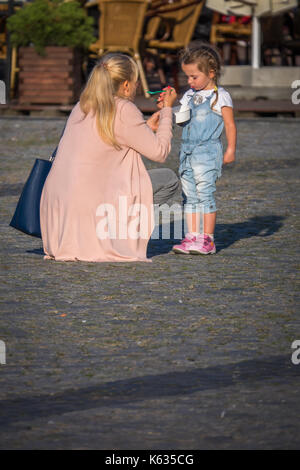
[147,111,160,132]
[157,86,177,109]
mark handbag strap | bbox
[49,123,66,162]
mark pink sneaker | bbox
[189,234,216,255]
[172,233,196,254]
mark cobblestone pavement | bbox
[0,116,299,450]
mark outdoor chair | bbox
[0,33,6,63]
[0,4,7,65]
[145,0,205,89]
[0,3,19,99]
[210,12,252,65]
[89,0,151,97]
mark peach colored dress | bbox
[40,98,173,262]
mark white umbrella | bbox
[206,0,298,68]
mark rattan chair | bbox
[0,3,19,100]
[89,0,151,97]
[145,0,205,88]
[146,0,204,50]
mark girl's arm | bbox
[222,106,236,165]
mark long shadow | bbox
[147,215,285,257]
[0,354,298,429]
[147,219,184,258]
[215,214,285,253]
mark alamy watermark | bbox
[291,340,300,365]
[291,80,300,105]
[95,198,204,241]
[0,340,6,365]
[0,80,6,105]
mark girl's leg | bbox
[188,157,218,254]
[186,211,202,234]
[173,162,201,254]
[204,211,216,238]
[186,211,216,237]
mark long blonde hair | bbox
[80,53,139,149]
[179,43,222,111]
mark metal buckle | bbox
[193,94,203,105]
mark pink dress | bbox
[40,98,173,262]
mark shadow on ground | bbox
[24,214,284,258]
[0,354,297,428]
[147,215,285,257]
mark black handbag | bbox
[9,127,64,238]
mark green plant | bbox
[7,0,95,55]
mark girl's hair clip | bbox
[214,85,218,92]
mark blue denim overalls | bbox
[179,90,224,214]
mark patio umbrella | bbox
[206,0,298,68]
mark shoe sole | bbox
[172,248,190,254]
[189,249,216,255]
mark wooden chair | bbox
[89,0,151,97]
[0,33,6,64]
[146,0,204,49]
[145,0,205,88]
[210,12,252,65]
[0,3,20,100]
[0,4,8,61]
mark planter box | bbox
[18,47,83,105]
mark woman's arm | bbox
[222,106,236,165]
[116,88,177,163]
[117,101,172,163]
[146,111,160,132]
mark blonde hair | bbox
[179,43,222,111]
[80,53,139,149]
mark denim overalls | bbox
[179,90,224,214]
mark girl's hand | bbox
[147,111,160,132]
[223,149,235,165]
[157,86,177,109]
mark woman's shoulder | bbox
[69,101,84,118]
[116,97,140,112]
[116,98,144,124]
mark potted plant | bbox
[7,0,95,105]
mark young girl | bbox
[40,53,177,262]
[172,43,236,255]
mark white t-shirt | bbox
[179,87,233,116]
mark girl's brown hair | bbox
[80,53,139,149]
[179,42,222,111]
